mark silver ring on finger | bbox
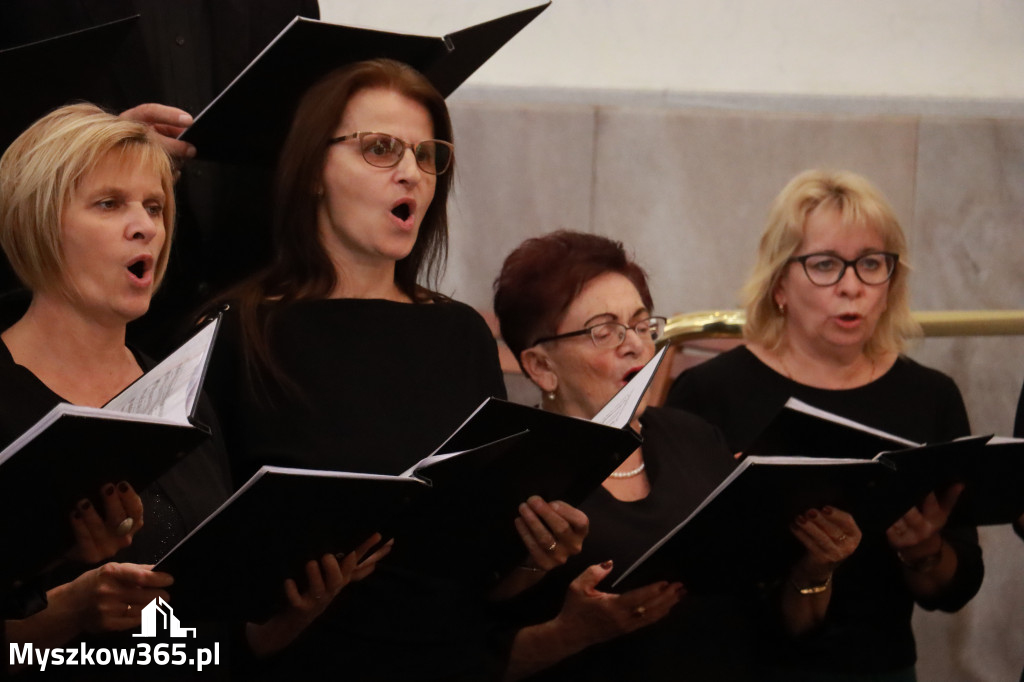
[115,518,135,536]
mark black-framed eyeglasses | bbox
[787,251,899,286]
[328,132,454,175]
[532,316,667,349]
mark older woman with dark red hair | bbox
[493,230,863,681]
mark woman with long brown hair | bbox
[205,59,586,681]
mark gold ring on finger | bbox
[633,605,647,618]
[546,541,557,552]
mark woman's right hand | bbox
[246,533,393,657]
[504,561,684,681]
[554,561,684,648]
[781,506,861,636]
[6,563,172,659]
[69,563,173,634]
[790,506,861,576]
[68,481,144,564]
[281,533,392,621]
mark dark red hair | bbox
[493,231,653,368]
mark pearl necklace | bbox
[609,461,646,479]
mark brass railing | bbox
[659,310,1024,346]
[647,309,1024,405]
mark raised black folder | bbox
[157,347,666,621]
[0,16,140,152]
[0,314,221,588]
[180,4,550,165]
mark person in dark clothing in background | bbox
[0,0,319,354]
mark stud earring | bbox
[776,302,786,316]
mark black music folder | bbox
[0,314,220,587]
[0,15,139,151]
[611,455,897,593]
[888,435,1024,526]
[159,346,666,620]
[155,463,434,622]
[745,397,1022,524]
[743,397,917,459]
[612,398,997,592]
[423,344,665,508]
[181,4,550,165]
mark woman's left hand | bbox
[514,495,589,571]
[67,481,145,564]
[886,483,964,551]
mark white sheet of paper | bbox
[591,346,667,429]
[783,397,919,447]
[105,320,218,420]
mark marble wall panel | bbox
[589,107,919,320]
[909,118,1024,682]
[442,102,597,311]
[909,118,1024,435]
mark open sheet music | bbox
[0,315,221,587]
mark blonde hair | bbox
[741,169,920,357]
[0,103,175,297]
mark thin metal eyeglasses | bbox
[787,252,899,286]
[328,131,454,175]
[532,316,667,349]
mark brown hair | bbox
[493,230,653,371]
[225,59,454,388]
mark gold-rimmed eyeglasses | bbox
[328,131,454,175]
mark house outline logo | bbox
[131,597,196,639]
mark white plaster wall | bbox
[319,0,1024,100]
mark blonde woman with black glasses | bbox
[667,169,982,682]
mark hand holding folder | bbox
[0,314,222,588]
[245,533,393,658]
[67,481,145,565]
[612,397,1009,593]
